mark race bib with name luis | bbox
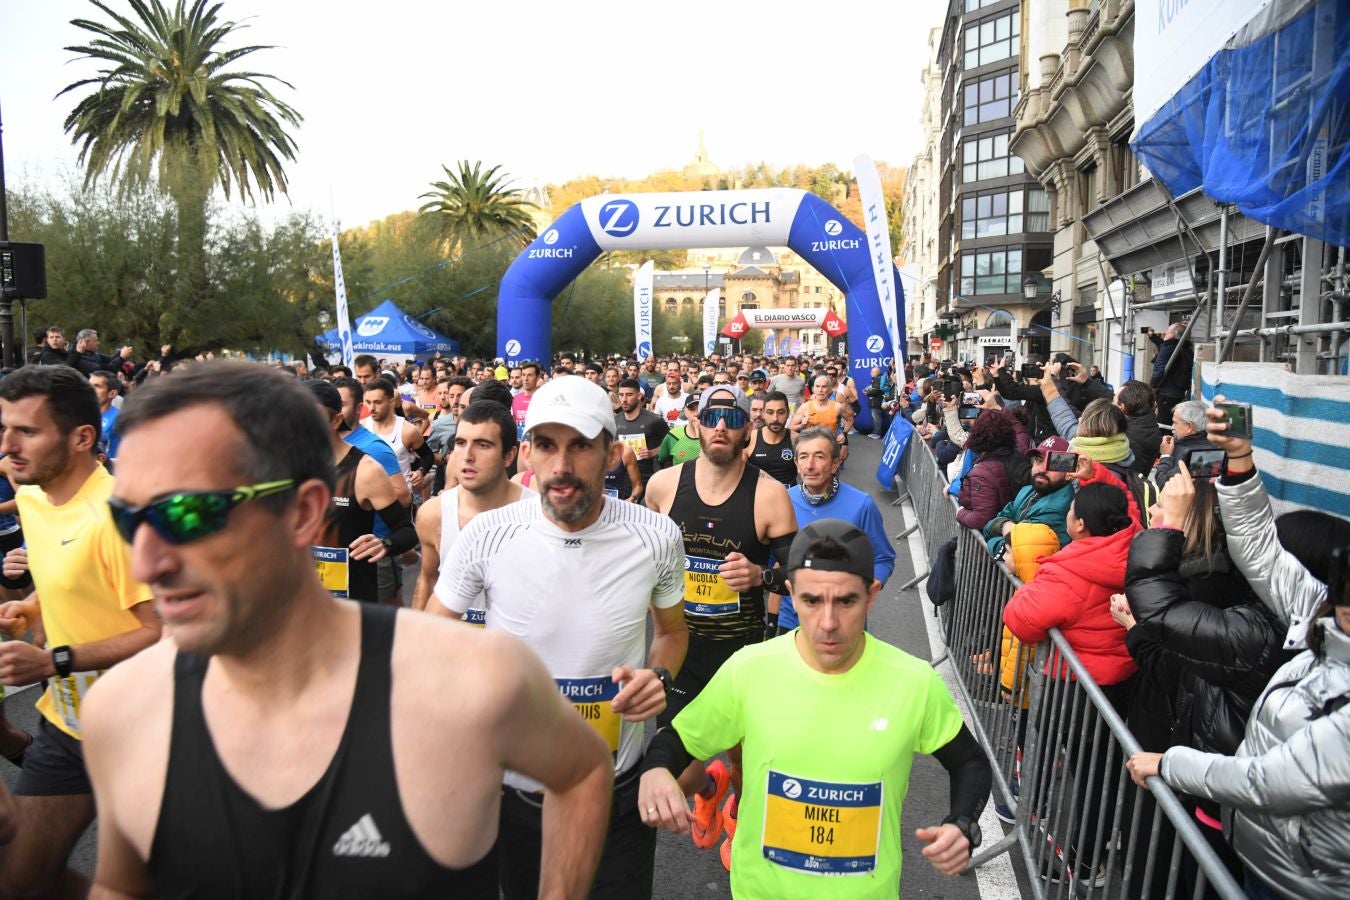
[684,556,739,617]
[312,546,349,598]
[762,771,883,875]
[556,676,621,751]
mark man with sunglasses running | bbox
[645,384,798,870]
[0,365,160,898]
[79,362,615,898]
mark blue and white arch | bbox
[497,188,905,430]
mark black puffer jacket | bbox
[1124,412,1162,476]
[1124,528,1289,761]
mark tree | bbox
[418,161,539,254]
[59,0,301,315]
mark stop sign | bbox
[929,338,942,351]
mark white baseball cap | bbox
[522,376,617,440]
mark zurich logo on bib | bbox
[543,229,560,245]
[505,339,522,357]
[865,334,884,353]
[598,200,639,237]
[824,219,843,237]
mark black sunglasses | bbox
[109,480,296,545]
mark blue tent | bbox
[317,299,460,357]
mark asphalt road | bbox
[0,434,1010,898]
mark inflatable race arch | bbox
[496,188,904,430]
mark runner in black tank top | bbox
[313,447,378,603]
[747,426,797,487]
[149,603,496,898]
[667,461,769,645]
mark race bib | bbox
[762,771,883,875]
[620,434,648,457]
[462,608,486,629]
[684,556,740,617]
[312,546,349,598]
[50,670,104,735]
[556,676,621,752]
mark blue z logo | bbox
[599,200,639,237]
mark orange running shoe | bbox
[691,759,730,849]
[719,794,738,871]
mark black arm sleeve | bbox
[931,724,992,824]
[374,501,418,555]
[640,726,695,777]
[412,440,435,474]
[762,530,798,595]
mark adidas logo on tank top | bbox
[332,813,391,858]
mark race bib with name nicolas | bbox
[684,556,739,617]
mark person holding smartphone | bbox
[1146,324,1195,425]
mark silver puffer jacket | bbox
[1161,623,1350,899]
[1216,471,1327,650]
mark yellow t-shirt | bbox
[17,466,153,738]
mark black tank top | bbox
[668,461,769,642]
[604,458,632,500]
[314,447,378,603]
[148,604,496,899]
[748,428,797,487]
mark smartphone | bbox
[1184,447,1227,479]
[1046,451,1079,473]
[1140,326,1151,334]
[957,406,981,419]
[961,392,982,406]
[1215,402,1253,439]
[943,379,963,400]
[1021,363,1044,380]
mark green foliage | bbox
[418,161,539,254]
[59,0,301,203]
[653,304,701,357]
[9,180,328,358]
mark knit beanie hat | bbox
[1071,433,1130,465]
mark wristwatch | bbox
[944,814,983,850]
[379,536,394,555]
[651,667,673,694]
[51,645,75,678]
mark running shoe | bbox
[719,794,738,871]
[719,833,733,871]
[691,759,730,849]
[994,776,1018,824]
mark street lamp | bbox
[704,265,711,295]
[1022,274,1041,302]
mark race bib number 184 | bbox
[762,771,883,875]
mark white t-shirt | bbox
[436,486,540,626]
[437,496,685,788]
[652,391,688,425]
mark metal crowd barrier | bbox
[892,438,1245,900]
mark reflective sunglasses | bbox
[108,480,296,545]
[698,407,748,430]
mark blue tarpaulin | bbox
[1133,0,1350,246]
[316,299,460,357]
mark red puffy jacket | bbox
[1001,462,1142,685]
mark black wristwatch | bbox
[943,814,982,850]
[651,667,673,694]
[51,645,75,678]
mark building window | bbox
[1027,188,1050,232]
[962,132,1025,182]
[741,291,756,303]
[665,298,677,310]
[962,189,1025,239]
[682,297,694,308]
[964,13,1019,69]
[964,0,1000,10]
[963,72,1017,126]
[1079,164,1099,215]
[1112,140,1139,194]
[959,248,1023,296]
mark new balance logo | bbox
[333,813,391,858]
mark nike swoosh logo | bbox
[61,538,78,545]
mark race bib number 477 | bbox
[762,771,883,875]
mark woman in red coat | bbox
[1001,458,1141,878]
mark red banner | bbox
[822,309,848,336]
[721,311,749,338]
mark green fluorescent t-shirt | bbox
[658,425,702,467]
[672,632,964,899]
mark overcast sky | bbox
[2,0,944,228]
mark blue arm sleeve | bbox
[858,497,896,585]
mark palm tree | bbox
[418,161,538,253]
[60,0,300,202]
[58,0,301,338]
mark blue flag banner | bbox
[875,414,916,491]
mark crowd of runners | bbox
[0,345,991,899]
